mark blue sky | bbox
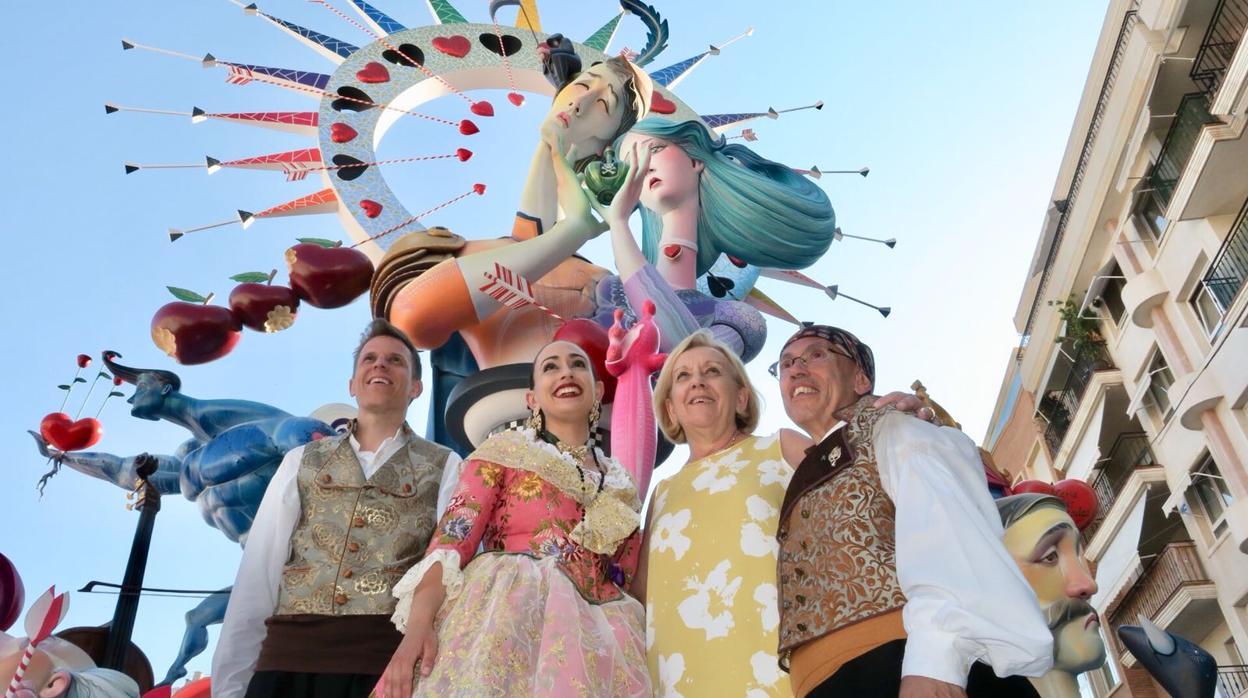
[1,0,1106,682]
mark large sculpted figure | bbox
[374,42,654,450]
[30,351,334,685]
[997,493,1106,698]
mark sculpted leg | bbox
[157,588,230,686]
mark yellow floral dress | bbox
[645,433,795,697]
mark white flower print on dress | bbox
[691,451,750,494]
[652,482,671,517]
[677,560,742,640]
[757,457,794,488]
[753,582,779,632]
[646,599,656,651]
[656,653,686,698]
[652,508,692,560]
[740,495,780,558]
[750,650,783,687]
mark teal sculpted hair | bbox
[623,118,836,277]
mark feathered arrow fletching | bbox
[620,0,669,66]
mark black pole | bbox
[102,454,161,670]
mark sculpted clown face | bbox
[619,133,704,214]
[544,63,633,158]
[999,495,1105,675]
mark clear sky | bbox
[1,0,1107,683]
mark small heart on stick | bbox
[459,120,479,136]
[355,62,390,84]
[359,199,383,218]
[470,101,494,117]
[431,35,471,58]
[473,183,486,195]
[331,123,358,144]
[507,92,525,107]
[456,148,473,162]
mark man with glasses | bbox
[773,325,1053,698]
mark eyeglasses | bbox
[769,343,853,378]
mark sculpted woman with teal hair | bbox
[588,117,837,363]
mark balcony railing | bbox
[1219,664,1248,697]
[1191,0,1248,98]
[1147,93,1218,210]
[1202,197,1248,311]
[1082,432,1155,542]
[1037,343,1114,455]
[1108,542,1210,631]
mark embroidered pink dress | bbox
[391,428,650,697]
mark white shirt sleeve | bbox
[874,412,1053,686]
[436,452,464,521]
[211,446,304,698]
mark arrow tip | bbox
[814,100,824,110]
[205,156,221,173]
[766,107,779,119]
[825,284,838,300]
[884,238,897,249]
[878,307,891,318]
[168,229,184,242]
[124,163,139,174]
[238,210,255,228]
[104,103,119,114]
[202,53,217,68]
[121,38,134,50]
[191,106,207,122]
[859,166,870,177]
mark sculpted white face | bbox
[544,64,630,157]
[619,133,703,214]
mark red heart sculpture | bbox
[359,199,383,218]
[459,119,479,136]
[356,62,390,84]
[507,91,525,107]
[456,148,473,162]
[470,100,495,117]
[40,412,103,452]
[663,244,683,259]
[650,92,677,114]
[432,35,471,58]
[473,183,487,195]
[1012,479,1057,496]
[330,123,358,144]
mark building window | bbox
[1191,282,1226,337]
[1190,453,1234,538]
[1145,351,1175,422]
[1101,267,1127,326]
[1133,187,1168,245]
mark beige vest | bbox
[776,397,905,661]
[275,428,451,616]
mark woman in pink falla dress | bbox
[379,340,649,698]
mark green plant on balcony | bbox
[1054,296,1107,363]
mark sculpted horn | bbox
[102,350,182,392]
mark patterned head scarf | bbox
[779,324,875,390]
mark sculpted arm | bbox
[30,431,182,495]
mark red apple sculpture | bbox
[1054,479,1099,530]
[286,238,374,309]
[151,287,242,365]
[0,552,22,632]
[554,318,618,403]
[228,270,300,333]
[1012,479,1057,497]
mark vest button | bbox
[403,483,413,493]
[796,594,806,605]
[800,509,810,519]
[782,601,791,610]
[321,474,333,484]
[795,567,806,578]
[335,593,348,605]
[796,622,808,632]
[343,569,354,578]
[353,516,366,528]
[348,541,361,552]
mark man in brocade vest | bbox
[773,325,1054,698]
[213,320,462,698]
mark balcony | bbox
[1146,93,1218,213]
[1220,664,1248,697]
[1108,542,1220,666]
[1191,0,1248,99]
[1203,198,1248,312]
[1083,432,1156,543]
[1037,343,1114,456]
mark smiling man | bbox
[773,325,1054,698]
[213,320,462,698]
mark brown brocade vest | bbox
[274,427,451,616]
[776,396,906,665]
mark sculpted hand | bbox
[874,392,938,423]
[379,621,438,698]
[900,676,967,698]
[547,137,606,238]
[28,430,64,461]
[604,142,652,228]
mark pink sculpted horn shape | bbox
[606,300,667,498]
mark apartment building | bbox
[982,0,1248,695]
